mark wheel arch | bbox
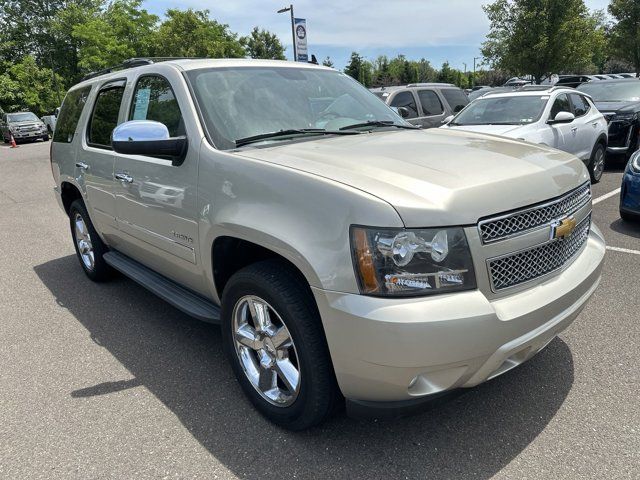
[211,233,321,302]
[60,181,84,215]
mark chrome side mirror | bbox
[111,120,187,164]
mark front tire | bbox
[588,142,606,183]
[69,199,113,282]
[221,260,340,430]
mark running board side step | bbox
[103,251,221,324]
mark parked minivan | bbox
[371,83,469,128]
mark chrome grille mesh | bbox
[479,183,591,243]
[488,215,591,291]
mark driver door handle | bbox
[571,127,578,133]
[114,172,133,183]
[75,162,89,171]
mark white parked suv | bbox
[442,86,609,182]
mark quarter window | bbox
[88,84,125,148]
[550,94,572,119]
[417,90,444,116]
[441,89,469,113]
[129,75,184,136]
[570,94,590,117]
[390,91,418,118]
[54,86,91,143]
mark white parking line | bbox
[593,188,621,205]
[606,246,640,256]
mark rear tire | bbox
[620,210,637,222]
[69,199,113,282]
[588,142,606,183]
[221,260,340,430]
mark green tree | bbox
[150,9,245,58]
[608,0,640,76]
[0,56,63,115]
[482,0,602,83]
[322,56,334,68]
[344,52,372,87]
[72,0,158,73]
[241,27,286,60]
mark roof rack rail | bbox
[80,57,201,82]
[406,82,455,87]
[518,85,566,92]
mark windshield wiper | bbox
[235,129,360,147]
[339,120,420,131]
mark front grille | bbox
[478,183,591,243]
[487,215,591,291]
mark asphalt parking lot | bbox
[1,140,638,479]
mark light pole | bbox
[277,5,297,62]
[473,56,482,88]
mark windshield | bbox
[452,95,547,126]
[186,67,405,149]
[7,112,39,123]
[578,81,640,102]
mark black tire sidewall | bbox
[221,261,338,429]
[69,199,112,282]
[589,143,605,183]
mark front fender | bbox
[197,146,403,302]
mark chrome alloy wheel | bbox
[593,147,605,180]
[73,213,95,270]
[232,295,301,407]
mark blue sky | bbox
[146,0,611,70]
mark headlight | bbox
[629,150,640,174]
[351,226,477,296]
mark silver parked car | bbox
[370,83,469,128]
[51,58,605,429]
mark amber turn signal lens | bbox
[353,228,380,294]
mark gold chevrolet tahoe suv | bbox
[51,58,605,430]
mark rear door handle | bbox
[114,172,133,183]
[571,127,578,133]
[75,162,89,171]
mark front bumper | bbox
[621,172,640,216]
[11,130,48,140]
[313,226,605,404]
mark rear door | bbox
[389,91,420,125]
[112,69,204,293]
[80,80,126,239]
[416,89,446,128]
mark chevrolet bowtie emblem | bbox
[551,217,577,240]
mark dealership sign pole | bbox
[294,18,308,62]
[277,5,298,62]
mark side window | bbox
[88,84,125,148]
[390,91,419,118]
[441,89,469,113]
[570,94,590,117]
[550,94,571,119]
[53,86,92,143]
[129,75,184,136]
[417,90,444,116]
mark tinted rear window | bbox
[53,86,91,143]
[441,89,469,113]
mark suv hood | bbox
[593,100,640,114]
[236,129,588,227]
[9,120,44,127]
[443,124,523,137]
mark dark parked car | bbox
[1,111,49,143]
[620,151,640,221]
[578,79,640,159]
[555,75,595,88]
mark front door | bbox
[389,91,420,126]
[547,93,578,155]
[112,73,202,291]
